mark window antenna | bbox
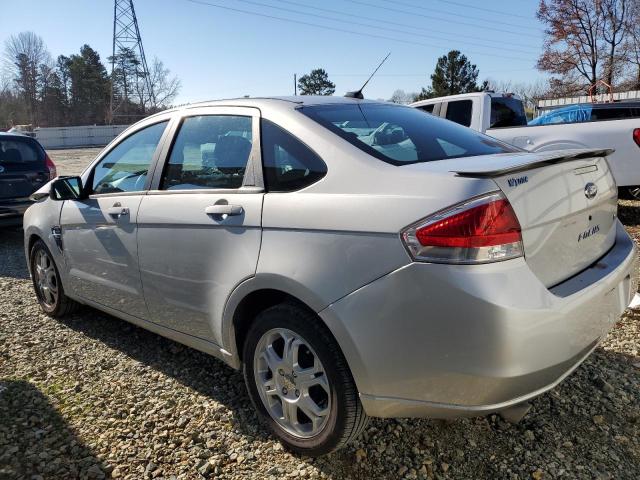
[345,52,391,100]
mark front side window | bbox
[92,121,168,194]
[161,115,252,190]
[418,104,435,113]
[445,100,473,127]
[261,119,327,191]
[300,103,517,166]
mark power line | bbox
[233,0,538,55]
[344,0,542,38]
[376,0,539,30]
[431,0,533,20]
[184,0,537,62]
[273,0,539,51]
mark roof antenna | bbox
[345,52,391,99]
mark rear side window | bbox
[261,119,326,191]
[300,103,517,166]
[0,137,44,168]
[591,105,640,121]
[490,97,527,128]
[445,100,472,127]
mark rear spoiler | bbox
[453,148,614,178]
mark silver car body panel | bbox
[23,96,639,418]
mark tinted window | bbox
[0,137,44,170]
[418,104,435,113]
[591,105,640,121]
[490,97,527,128]
[162,115,252,190]
[445,100,473,126]
[300,103,517,166]
[262,119,327,191]
[92,121,167,194]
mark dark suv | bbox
[0,133,56,226]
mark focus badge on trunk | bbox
[584,182,598,199]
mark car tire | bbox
[243,303,368,456]
[30,239,79,317]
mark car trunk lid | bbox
[450,148,618,287]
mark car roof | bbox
[0,131,38,141]
[146,96,388,120]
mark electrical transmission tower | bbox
[109,0,155,123]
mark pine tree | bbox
[297,68,335,96]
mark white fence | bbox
[35,124,129,149]
[536,90,640,113]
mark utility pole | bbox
[294,73,297,96]
[109,0,155,123]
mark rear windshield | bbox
[0,137,44,166]
[490,96,527,128]
[299,103,517,166]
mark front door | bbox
[137,108,264,342]
[60,120,170,318]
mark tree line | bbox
[0,31,180,129]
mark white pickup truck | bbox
[411,92,640,197]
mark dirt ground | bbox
[47,147,103,176]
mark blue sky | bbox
[2,0,546,103]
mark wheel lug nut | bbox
[292,372,297,378]
[295,389,300,397]
[278,369,284,376]
[282,387,288,395]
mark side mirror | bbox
[51,176,84,201]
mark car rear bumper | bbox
[320,220,638,418]
[0,199,32,226]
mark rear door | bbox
[137,107,264,343]
[0,136,49,201]
[59,119,171,318]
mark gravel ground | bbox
[0,150,639,479]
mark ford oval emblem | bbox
[584,182,598,199]
[0,165,4,173]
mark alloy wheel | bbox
[34,249,58,308]
[253,328,331,438]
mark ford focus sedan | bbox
[23,97,638,456]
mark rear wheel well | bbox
[233,289,318,362]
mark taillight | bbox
[45,153,57,180]
[633,128,640,148]
[401,192,523,264]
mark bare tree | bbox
[624,0,640,88]
[537,0,602,86]
[485,78,548,112]
[147,57,181,110]
[601,0,628,86]
[3,32,51,124]
[388,89,416,104]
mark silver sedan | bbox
[24,97,639,456]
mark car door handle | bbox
[205,204,244,216]
[107,206,129,217]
